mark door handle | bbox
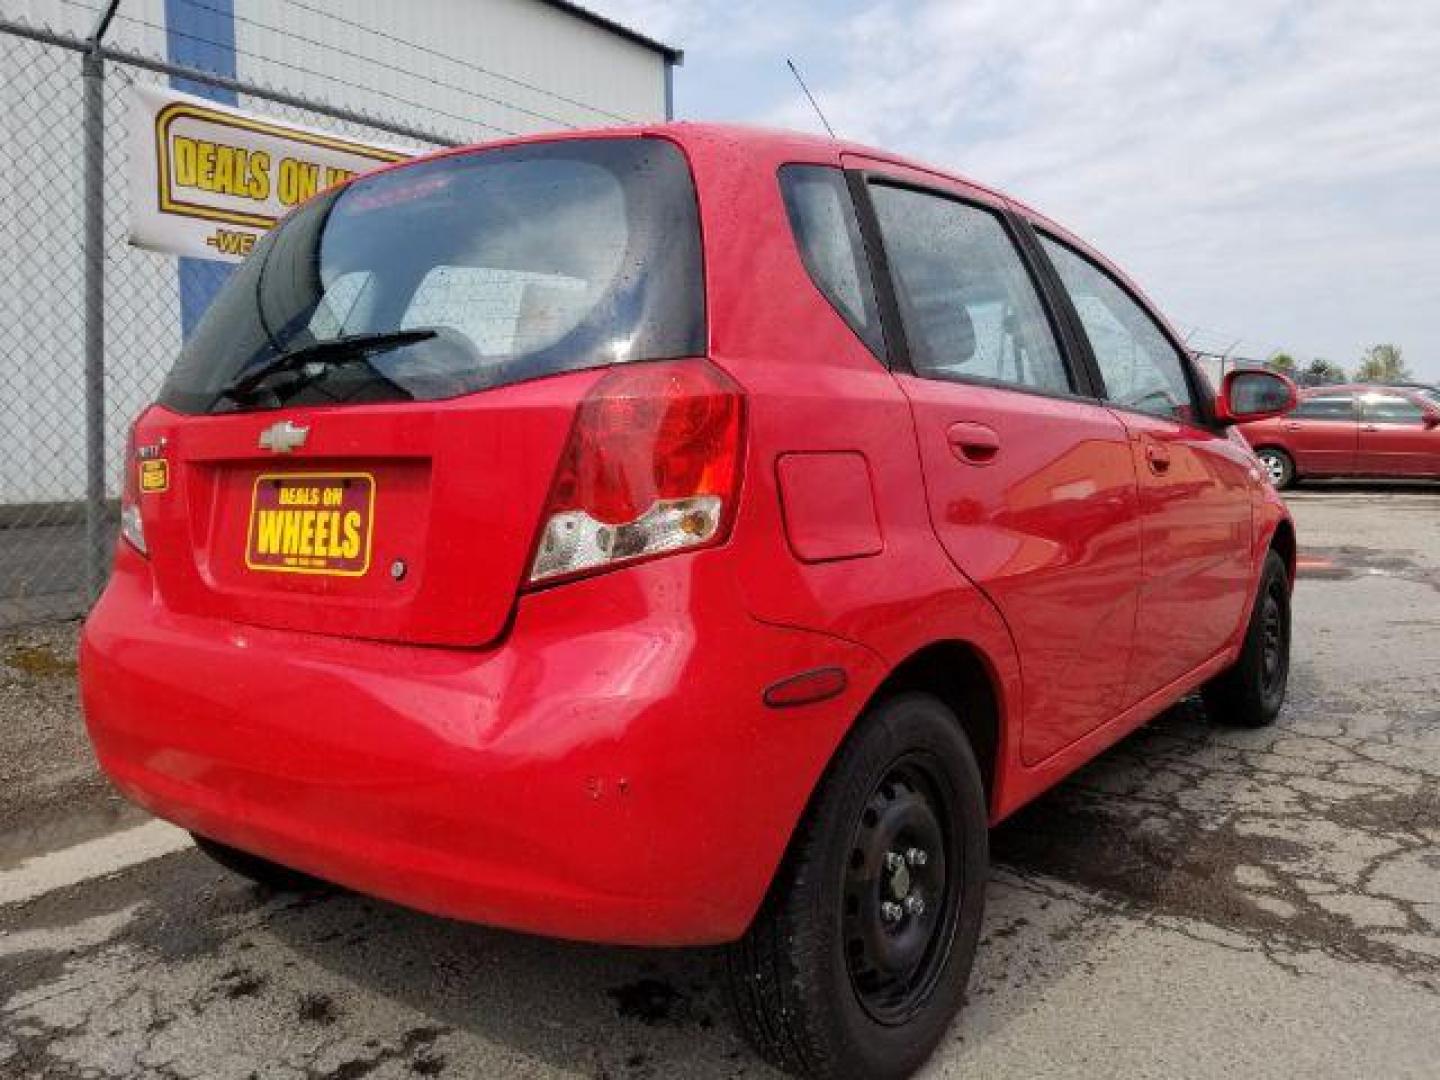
[1284,422,1302,431]
[946,422,1000,465]
[1145,442,1172,474]
[1361,424,1380,432]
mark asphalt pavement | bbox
[2,483,1437,1079]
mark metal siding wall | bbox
[231,0,668,136]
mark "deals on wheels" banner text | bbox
[128,84,413,263]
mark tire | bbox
[725,693,988,1080]
[191,833,327,892]
[1254,447,1295,490]
[1202,549,1291,728]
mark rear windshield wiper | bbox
[216,328,437,403]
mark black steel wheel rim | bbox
[1260,580,1288,695]
[840,753,960,1026]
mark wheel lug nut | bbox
[880,901,904,924]
[884,852,905,872]
[904,895,926,917]
[905,847,928,868]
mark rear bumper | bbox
[80,547,882,945]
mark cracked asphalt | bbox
[2,483,1437,1079]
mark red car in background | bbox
[1239,383,1440,488]
[81,125,1299,1079]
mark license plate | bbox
[246,472,374,576]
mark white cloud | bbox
[600,0,1440,376]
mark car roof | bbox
[366,121,1088,247]
[650,123,1086,242]
[368,121,1006,194]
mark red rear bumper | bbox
[81,546,881,945]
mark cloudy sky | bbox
[601,0,1440,380]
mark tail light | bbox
[119,425,147,556]
[529,359,745,585]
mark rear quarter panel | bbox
[678,131,1026,817]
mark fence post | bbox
[82,1,119,604]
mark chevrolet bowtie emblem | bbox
[258,420,310,453]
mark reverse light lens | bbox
[529,360,743,584]
[531,496,723,581]
[120,502,147,556]
[119,423,148,556]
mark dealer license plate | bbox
[245,472,374,576]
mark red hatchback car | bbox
[1238,383,1440,488]
[81,125,1298,1079]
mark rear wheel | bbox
[1254,447,1295,489]
[1202,549,1291,728]
[725,693,988,1080]
[191,833,327,892]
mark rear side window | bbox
[1293,394,1356,420]
[779,166,884,357]
[1361,393,1425,423]
[161,138,705,414]
[868,184,1070,394]
[1040,235,1196,421]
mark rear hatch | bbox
[130,135,705,647]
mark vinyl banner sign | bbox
[129,84,413,263]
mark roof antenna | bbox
[786,58,836,138]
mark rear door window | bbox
[779,165,884,357]
[1039,235,1197,422]
[161,138,705,414]
[868,184,1071,393]
[1361,393,1426,424]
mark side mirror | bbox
[1424,412,1440,429]
[1214,369,1298,426]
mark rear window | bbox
[1360,393,1425,423]
[160,138,705,414]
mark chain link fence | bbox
[0,16,476,628]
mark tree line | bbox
[1266,344,1413,384]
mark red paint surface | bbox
[82,124,1292,947]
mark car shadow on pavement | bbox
[263,888,768,1078]
[246,759,1178,1078]
[254,852,1129,1078]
